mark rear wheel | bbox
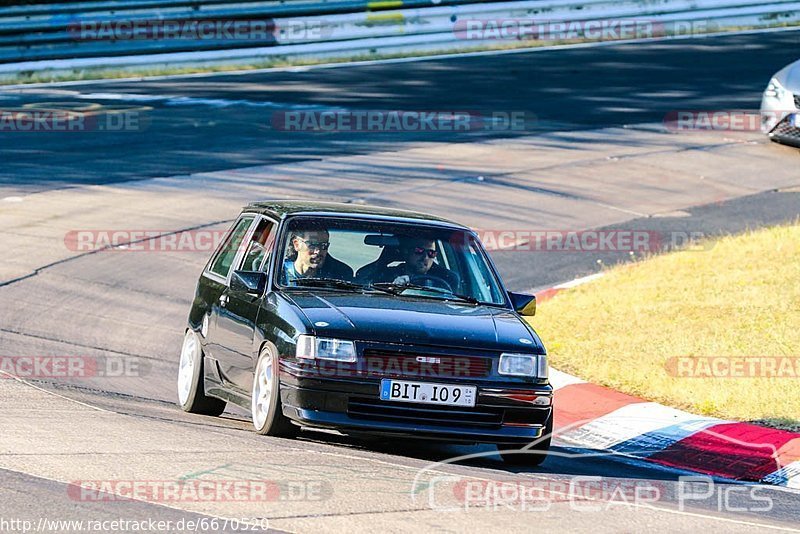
[177,329,226,416]
[497,414,553,467]
[251,346,297,437]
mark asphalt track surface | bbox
[1,31,800,532]
[2,30,800,189]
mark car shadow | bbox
[292,429,684,481]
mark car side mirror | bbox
[230,270,267,296]
[508,292,536,316]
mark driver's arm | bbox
[392,274,411,285]
[373,264,403,285]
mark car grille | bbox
[772,116,800,142]
[348,396,504,428]
[795,94,800,109]
[361,349,491,379]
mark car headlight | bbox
[296,335,356,362]
[499,353,548,378]
[764,78,787,100]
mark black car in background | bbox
[177,201,552,465]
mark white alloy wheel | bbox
[252,352,274,430]
[177,330,198,406]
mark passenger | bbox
[242,224,273,271]
[283,228,354,284]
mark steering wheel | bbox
[408,274,453,293]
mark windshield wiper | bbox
[369,282,482,305]
[292,278,365,292]
[291,279,482,304]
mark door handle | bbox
[219,294,229,307]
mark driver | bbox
[376,237,459,290]
[283,228,354,284]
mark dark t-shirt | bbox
[283,255,354,284]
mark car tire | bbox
[497,413,553,467]
[177,329,227,416]
[251,345,297,437]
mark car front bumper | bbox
[279,370,553,445]
[760,85,800,146]
[766,114,800,148]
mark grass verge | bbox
[529,223,800,431]
[3,22,799,86]
[2,40,597,85]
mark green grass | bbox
[529,223,800,431]
[5,22,799,86]
[2,44,556,85]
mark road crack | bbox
[0,218,233,289]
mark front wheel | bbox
[497,414,553,467]
[251,346,297,437]
[177,329,226,416]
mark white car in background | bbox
[761,59,800,147]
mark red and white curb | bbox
[528,273,605,302]
[535,276,800,489]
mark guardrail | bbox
[1,0,798,76]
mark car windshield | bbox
[277,216,507,305]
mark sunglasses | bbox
[297,237,330,251]
[413,247,438,259]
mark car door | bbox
[201,214,255,360]
[213,216,278,393]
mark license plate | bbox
[380,379,476,407]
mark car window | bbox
[436,238,453,270]
[238,218,276,272]
[277,216,507,305]
[329,230,383,272]
[462,237,505,304]
[208,216,254,279]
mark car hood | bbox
[775,59,800,93]
[283,291,545,353]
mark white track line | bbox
[0,370,113,414]
[554,272,606,289]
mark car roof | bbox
[244,200,468,229]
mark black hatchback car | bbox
[178,201,553,465]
